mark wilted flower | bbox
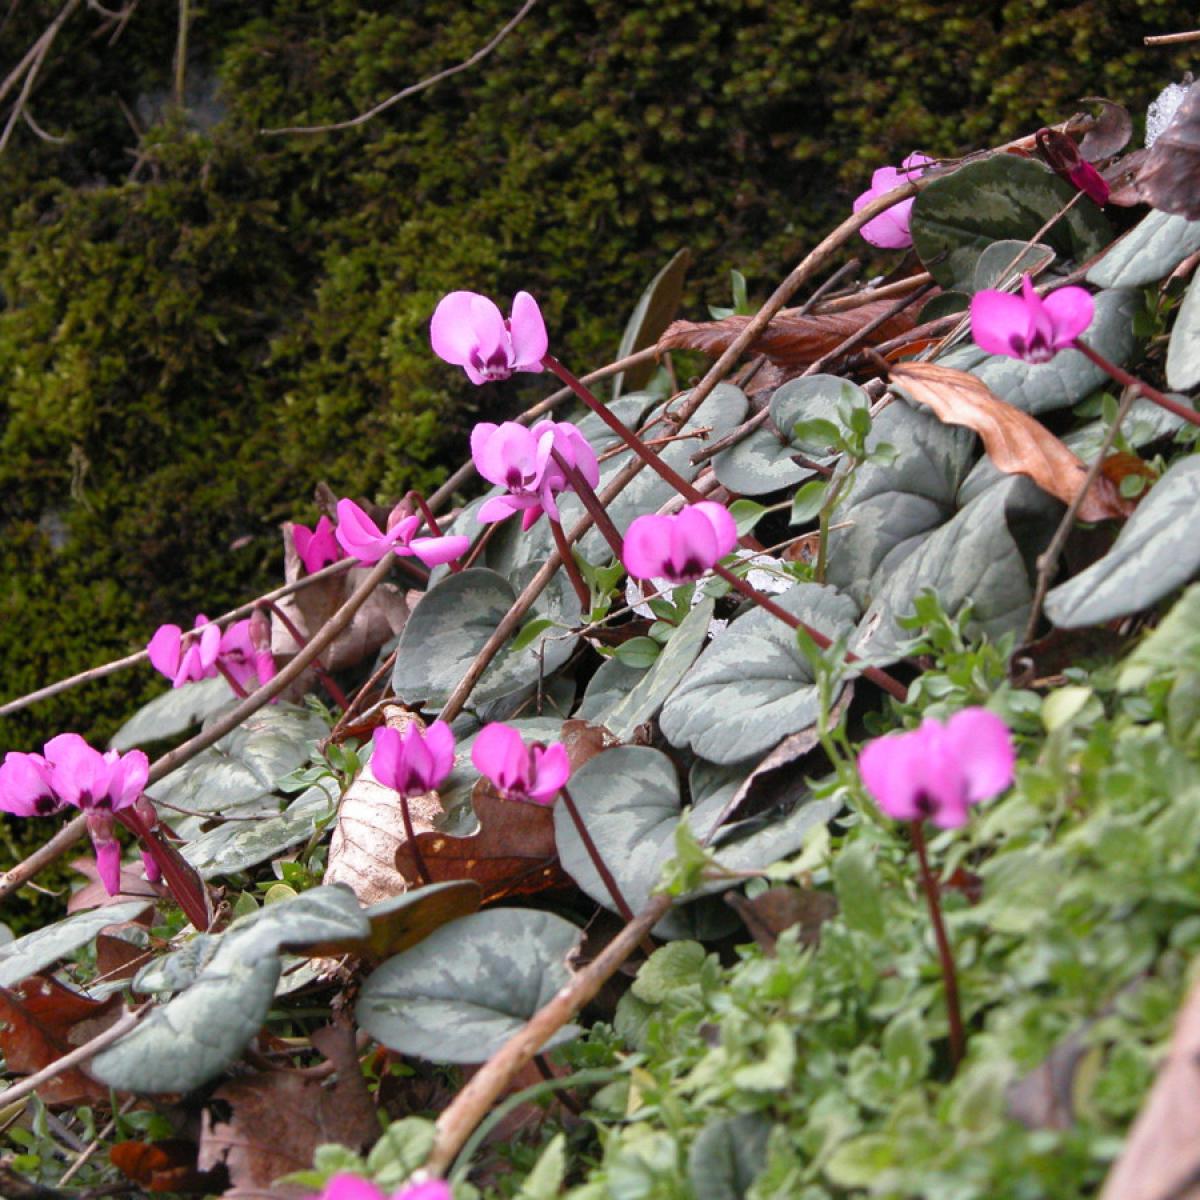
[622,502,738,584]
[147,615,222,688]
[291,515,341,574]
[471,723,570,805]
[430,290,547,385]
[0,751,62,817]
[335,498,470,568]
[41,734,150,894]
[372,721,456,798]
[471,420,599,529]
[857,708,1015,829]
[970,273,1094,364]
[852,152,935,248]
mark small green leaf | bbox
[790,479,828,524]
[615,636,663,668]
[365,1118,436,1189]
[511,616,557,653]
[632,941,708,1004]
[728,498,767,535]
[790,417,844,453]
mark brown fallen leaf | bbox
[396,784,571,905]
[1078,97,1133,162]
[110,1139,224,1194]
[659,299,917,368]
[890,362,1131,521]
[323,705,445,904]
[1099,975,1200,1200]
[725,887,838,956]
[197,1062,377,1195]
[66,855,161,913]
[0,976,124,1105]
[271,522,410,676]
[96,922,155,983]
[1137,79,1200,219]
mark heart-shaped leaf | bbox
[356,909,583,1062]
[1087,209,1200,289]
[660,584,858,764]
[392,568,578,709]
[1045,455,1200,627]
[110,676,236,752]
[910,155,1112,289]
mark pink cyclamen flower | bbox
[622,501,738,584]
[335,498,470,569]
[0,751,63,817]
[970,273,1095,364]
[217,617,277,693]
[313,1175,452,1200]
[372,721,456,797]
[430,290,547,385]
[41,734,150,894]
[471,420,599,529]
[147,614,222,688]
[858,708,1015,829]
[292,515,341,574]
[852,152,936,248]
[471,723,570,805]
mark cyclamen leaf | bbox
[890,362,1129,521]
[1166,271,1200,392]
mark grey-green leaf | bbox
[1167,270,1200,391]
[0,901,152,988]
[356,909,583,1062]
[972,240,1056,293]
[110,676,236,751]
[911,156,1111,290]
[660,584,858,764]
[392,568,577,708]
[1045,455,1200,627]
[687,1113,772,1200]
[1087,209,1200,289]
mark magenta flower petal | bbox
[969,289,1033,357]
[858,729,930,822]
[508,290,548,370]
[477,493,529,524]
[107,749,149,808]
[1041,286,1095,346]
[424,721,457,784]
[472,722,528,794]
[92,833,122,896]
[941,709,1016,804]
[372,723,456,797]
[371,727,403,790]
[147,624,182,679]
[623,502,737,584]
[408,534,470,568]
[1067,160,1110,206]
[141,848,162,884]
[473,423,539,489]
[852,153,934,249]
[693,501,738,558]
[528,743,570,803]
[315,1174,388,1200]
[293,515,341,575]
[44,733,113,809]
[0,752,61,817]
[335,498,391,565]
[622,513,674,580]
[431,291,494,367]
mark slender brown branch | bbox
[261,0,539,135]
[0,1003,150,1107]
[423,893,672,1176]
[0,0,80,155]
[1144,29,1200,44]
[0,555,396,904]
[910,820,965,1070]
[558,784,634,922]
[813,271,933,314]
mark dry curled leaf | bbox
[890,362,1131,521]
[110,1139,222,1194]
[1099,976,1200,1200]
[1137,79,1200,219]
[323,706,444,904]
[1078,97,1133,162]
[659,300,917,368]
[0,976,124,1105]
[395,785,571,904]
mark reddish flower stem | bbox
[542,353,709,505]
[548,518,593,614]
[405,489,463,572]
[709,562,908,701]
[549,450,626,561]
[1072,339,1200,428]
[117,806,211,931]
[557,784,635,923]
[260,600,350,710]
[910,819,965,1072]
[215,660,249,699]
[398,793,433,886]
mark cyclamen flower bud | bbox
[291,515,341,574]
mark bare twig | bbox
[0,0,80,155]
[1144,29,1200,45]
[261,0,539,136]
[172,0,188,106]
[423,894,672,1177]
[1020,386,1138,645]
[0,1005,149,1108]
[21,106,67,142]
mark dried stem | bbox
[910,820,965,1071]
[398,794,432,886]
[710,562,908,701]
[423,894,672,1176]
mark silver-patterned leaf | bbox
[1167,271,1200,391]
[110,676,236,752]
[1087,209,1200,289]
[0,901,152,988]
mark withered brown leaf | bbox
[890,363,1131,521]
[659,300,917,368]
[1136,79,1200,219]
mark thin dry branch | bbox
[0,0,80,155]
[1144,30,1200,45]
[260,0,538,136]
